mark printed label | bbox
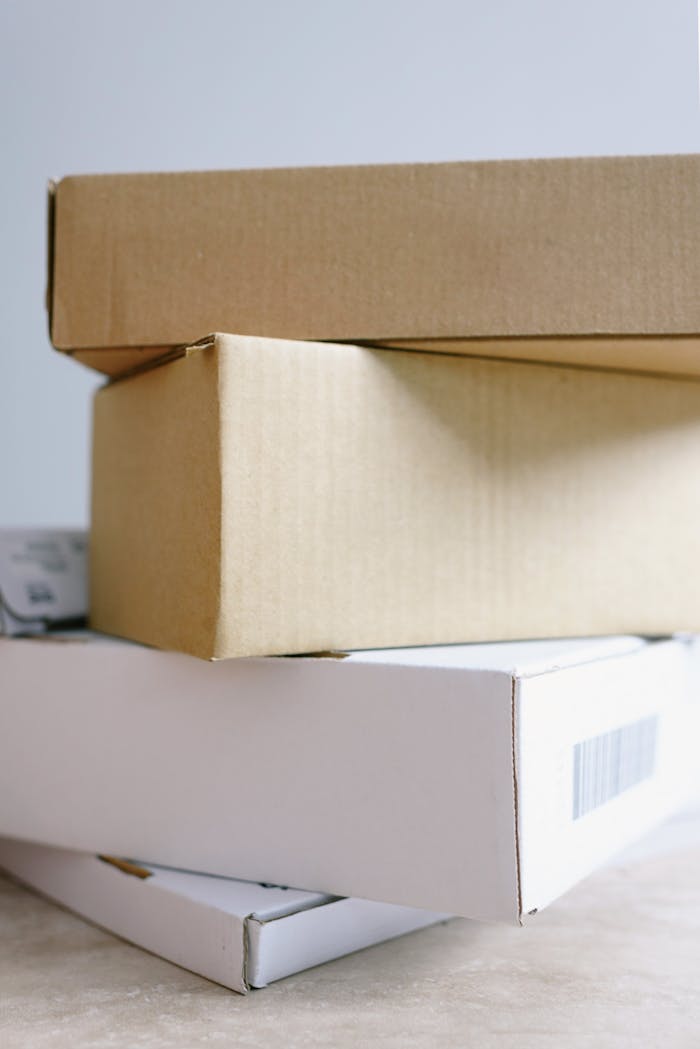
[0,529,88,635]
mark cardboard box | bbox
[0,529,87,635]
[92,334,700,660]
[0,632,695,921]
[0,839,448,993]
[49,154,700,377]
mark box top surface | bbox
[4,629,648,677]
[343,636,647,674]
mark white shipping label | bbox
[0,529,87,635]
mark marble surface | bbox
[1,820,699,1049]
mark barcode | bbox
[572,715,658,820]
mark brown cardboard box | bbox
[49,154,700,378]
[91,333,700,659]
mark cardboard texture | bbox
[0,632,696,921]
[49,154,700,377]
[92,333,700,660]
[0,839,448,993]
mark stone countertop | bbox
[1,819,699,1049]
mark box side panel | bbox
[46,182,57,339]
[0,839,247,993]
[0,638,519,920]
[212,336,700,658]
[516,641,699,915]
[50,156,700,356]
[90,345,224,658]
[247,899,451,988]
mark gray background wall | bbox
[1,0,698,527]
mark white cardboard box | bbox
[0,838,448,993]
[0,633,696,922]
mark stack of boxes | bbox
[55,153,700,656]
[2,153,700,991]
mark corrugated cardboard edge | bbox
[95,332,700,392]
[511,675,524,925]
[98,855,153,880]
[212,333,231,662]
[46,181,56,342]
[71,334,700,385]
[241,912,252,993]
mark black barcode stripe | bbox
[572,715,658,820]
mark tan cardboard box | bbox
[50,154,700,378]
[91,333,700,659]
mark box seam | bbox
[243,914,258,991]
[511,675,523,925]
[74,337,700,388]
[46,181,57,342]
[515,637,670,681]
[212,335,229,660]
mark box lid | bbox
[48,155,700,376]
